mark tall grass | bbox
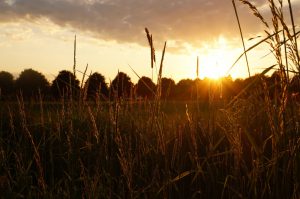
[0,0,300,198]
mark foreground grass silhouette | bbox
[0,96,299,198]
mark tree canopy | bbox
[136,76,156,99]
[0,71,14,99]
[15,69,49,99]
[161,78,176,100]
[51,70,80,99]
[110,72,133,99]
[0,68,295,103]
[174,79,195,100]
[85,72,109,101]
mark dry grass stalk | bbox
[269,0,288,136]
[233,0,251,77]
[115,131,134,196]
[196,56,200,111]
[288,0,300,68]
[239,0,269,29]
[186,104,199,165]
[218,108,243,173]
[237,0,289,136]
[88,106,99,143]
[79,64,89,104]
[262,78,278,150]
[128,64,156,96]
[157,41,167,100]
[73,34,77,78]
[145,28,156,80]
[226,31,282,76]
[17,95,46,193]
[196,56,199,78]
[145,28,156,69]
[80,63,88,90]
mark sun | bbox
[170,36,238,81]
[193,36,232,80]
[200,55,226,79]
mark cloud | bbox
[0,22,33,41]
[0,0,299,52]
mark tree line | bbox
[0,68,299,101]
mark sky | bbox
[0,0,300,83]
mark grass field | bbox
[0,95,299,198]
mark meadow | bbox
[1,0,300,198]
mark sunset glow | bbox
[0,0,299,82]
[198,36,230,79]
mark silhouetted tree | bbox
[15,69,49,99]
[51,70,80,99]
[110,72,133,99]
[0,71,14,99]
[175,79,195,100]
[136,76,156,99]
[161,78,175,100]
[290,74,300,93]
[195,78,209,102]
[85,72,109,101]
[195,77,221,103]
[232,78,244,96]
[220,76,234,100]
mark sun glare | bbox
[191,36,231,80]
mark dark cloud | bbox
[0,0,299,50]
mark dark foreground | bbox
[0,98,299,199]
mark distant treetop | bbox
[15,69,49,99]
